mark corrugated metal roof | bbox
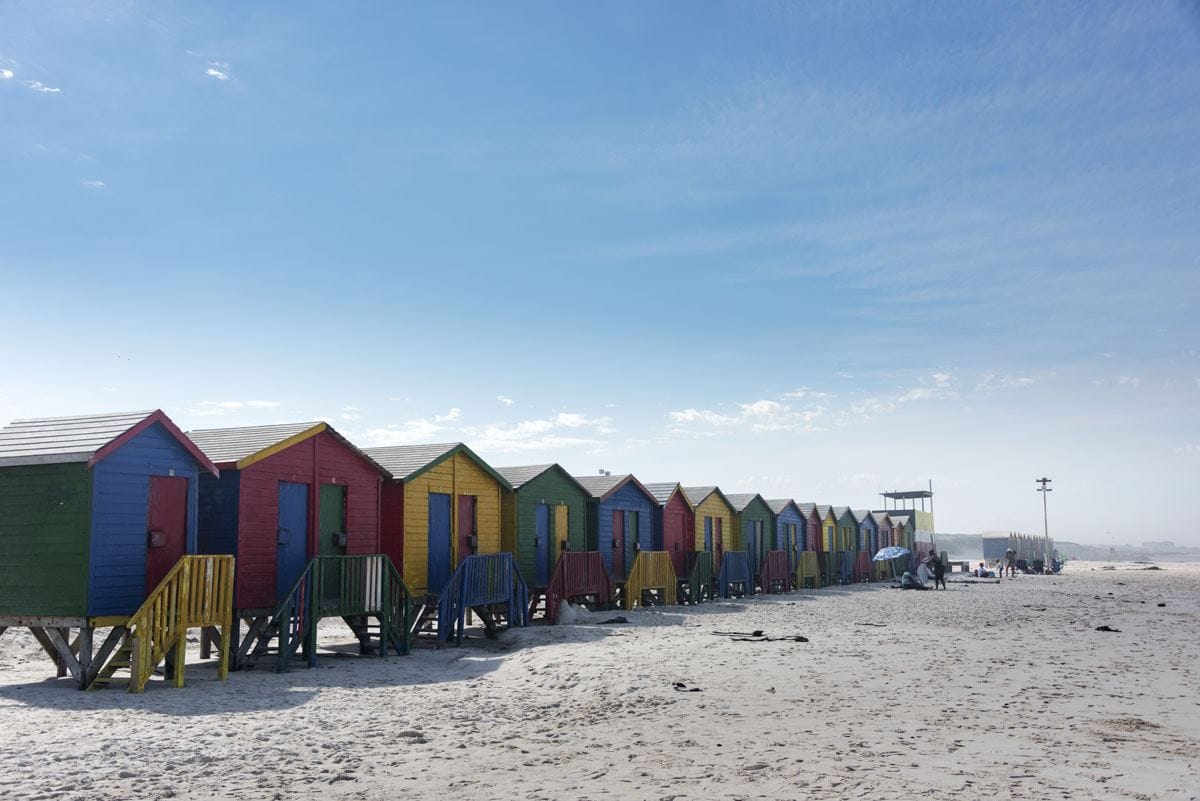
[363,442,460,481]
[572,473,630,499]
[852,509,872,523]
[833,505,853,520]
[493,464,556,489]
[641,482,682,505]
[724,493,762,512]
[797,502,817,517]
[0,410,157,467]
[186,422,321,464]
[817,504,833,518]
[870,512,892,526]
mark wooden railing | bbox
[271,555,411,672]
[622,551,676,610]
[544,551,613,623]
[759,550,792,593]
[128,555,235,693]
[716,550,754,598]
[797,550,820,588]
[436,553,528,643]
[682,550,713,604]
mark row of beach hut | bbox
[0,410,923,691]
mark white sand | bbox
[1,561,1197,800]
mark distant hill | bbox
[933,532,1200,562]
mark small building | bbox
[495,464,589,589]
[889,513,915,550]
[797,503,820,551]
[643,482,695,578]
[766,499,804,577]
[365,443,510,598]
[833,506,857,552]
[682,486,736,570]
[0,410,225,689]
[188,422,388,610]
[853,509,877,554]
[0,410,218,619]
[573,474,657,583]
[819,505,837,551]
[725,493,774,569]
[872,511,894,548]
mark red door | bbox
[147,475,188,593]
[611,509,625,578]
[665,507,687,576]
[457,495,477,563]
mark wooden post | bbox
[217,558,233,681]
[77,627,93,690]
[173,562,189,689]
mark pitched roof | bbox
[724,493,765,513]
[573,473,627,499]
[363,442,511,488]
[871,511,893,527]
[766,498,799,516]
[833,505,854,521]
[889,513,912,527]
[0,409,218,474]
[817,504,834,518]
[186,421,387,474]
[797,502,817,517]
[852,509,873,524]
[494,463,587,495]
[641,481,684,505]
[681,486,732,511]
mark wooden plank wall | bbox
[0,462,92,616]
[402,452,502,596]
[693,494,734,552]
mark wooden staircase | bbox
[239,555,410,672]
[89,555,235,692]
[424,553,529,644]
[622,551,677,610]
[679,551,714,604]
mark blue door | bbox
[745,521,757,568]
[704,517,713,552]
[427,492,453,594]
[276,482,309,603]
[534,503,551,586]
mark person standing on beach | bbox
[929,550,947,590]
[1005,549,1017,578]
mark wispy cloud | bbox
[976,372,1035,391]
[1117,376,1142,389]
[187,399,280,416]
[784,387,834,400]
[81,179,105,190]
[0,69,12,81]
[340,405,360,422]
[205,62,230,81]
[25,80,60,93]
[435,407,461,423]
[460,412,614,453]
[497,395,514,406]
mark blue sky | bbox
[2,1,1198,544]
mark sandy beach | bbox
[1,561,1196,801]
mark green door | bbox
[319,484,347,606]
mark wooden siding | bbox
[806,509,822,552]
[658,490,693,576]
[401,452,503,596]
[837,510,857,552]
[502,467,588,587]
[87,422,203,617]
[693,493,735,551]
[773,504,803,550]
[858,517,878,553]
[232,431,381,610]
[733,497,773,566]
[198,470,240,557]
[822,511,838,552]
[595,482,655,579]
[0,462,92,616]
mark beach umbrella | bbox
[873,546,911,561]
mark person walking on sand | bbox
[1005,549,1017,578]
[928,549,947,590]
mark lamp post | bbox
[1036,477,1052,557]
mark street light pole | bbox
[1036,477,1052,557]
